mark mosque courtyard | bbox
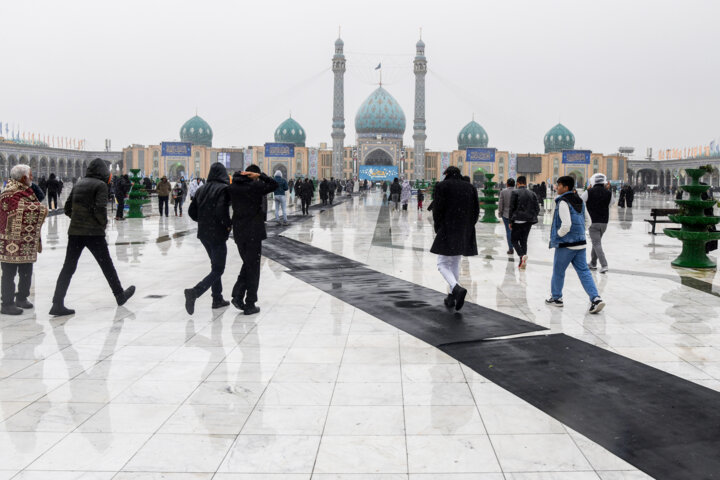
[1,190,719,479]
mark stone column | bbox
[413,39,427,181]
[332,37,346,179]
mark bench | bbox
[644,208,680,235]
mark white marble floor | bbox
[1,190,718,479]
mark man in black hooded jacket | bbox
[184,163,232,314]
[50,158,135,316]
[228,164,278,315]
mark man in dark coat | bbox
[228,164,278,315]
[300,178,314,215]
[114,174,131,220]
[319,179,330,205]
[328,177,337,205]
[50,158,135,316]
[430,166,479,311]
[389,178,402,210]
[509,176,539,269]
[184,163,232,314]
[46,173,61,210]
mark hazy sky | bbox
[2,0,718,157]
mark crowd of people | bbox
[0,161,628,318]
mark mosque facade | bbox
[121,35,629,187]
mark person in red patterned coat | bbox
[0,165,48,315]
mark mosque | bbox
[121,36,627,187]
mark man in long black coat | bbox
[430,166,480,311]
[228,164,278,315]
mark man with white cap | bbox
[582,173,612,273]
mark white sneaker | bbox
[519,255,528,269]
[599,266,609,274]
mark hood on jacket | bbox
[86,158,110,183]
[49,173,56,180]
[274,170,283,178]
[207,163,229,184]
[561,191,584,213]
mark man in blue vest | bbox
[546,176,605,314]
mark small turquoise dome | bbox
[274,117,306,147]
[355,87,406,136]
[180,115,213,147]
[544,123,575,153]
[457,120,488,150]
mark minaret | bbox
[413,33,427,180]
[331,33,346,179]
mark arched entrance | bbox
[0,154,6,181]
[39,157,48,178]
[168,162,186,181]
[472,167,487,187]
[50,158,57,176]
[58,158,65,178]
[19,156,28,166]
[364,148,394,166]
[9,155,18,170]
[567,169,585,188]
[637,168,658,185]
[30,157,38,174]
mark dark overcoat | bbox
[429,174,480,256]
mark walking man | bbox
[155,176,171,217]
[328,177,336,205]
[184,163,232,314]
[114,174,131,220]
[430,166,479,311]
[509,176,539,269]
[0,165,48,315]
[497,178,516,255]
[228,164,278,315]
[50,158,135,316]
[546,176,605,314]
[390,178,401,210]
[582,173,611,273]
[46,173,61,210]
[273,170,289,225]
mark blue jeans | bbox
[502,217,513,252]
[274,194,287,222]
[551,248,599,301]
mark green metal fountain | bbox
[664,167,720,268]
[127,168,150,218]
[479,172,499,223]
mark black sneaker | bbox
[589,298,606,314]
[1,305,23,315]
[184,288,196,315]
[15,298,33,309]
[545,297,564,307]
[244,304,260,316]
[49,304,75,316]
[443,293,455,308]
[231,297,245,311]
[451,285,467,311]
[212,298,230,309]
[507,249,514,255]
[116,286,136,306]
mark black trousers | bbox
[174,197,184,215]
[48,193,58,210]
[511,222,532,258]
[52,235,123,305]
[116,198,125,218]
[1,262,32,306]
[329,192,335,204]
[193,239,226,300]
[301,197,310,215]
[158,196,169,216]
[232,239,262,306]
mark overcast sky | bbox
[2,0,718,157]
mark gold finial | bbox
[419,27,422,40]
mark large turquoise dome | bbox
[355,87,406,137]
[544,123,575,153]
[180,115,213,147]
[274,117,306,147]
[457,120,488,150]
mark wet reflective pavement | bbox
[1,191,719,479]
